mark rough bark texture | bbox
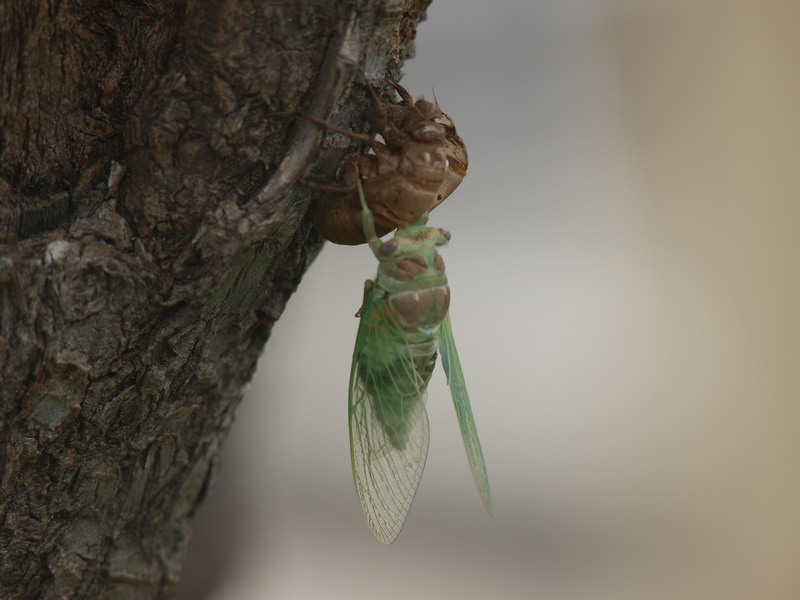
[0,0,431,597]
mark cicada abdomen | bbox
[310,82,468,245]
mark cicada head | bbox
[385,221,450,256]
[374,221,450,295]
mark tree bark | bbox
[0,1,431,597]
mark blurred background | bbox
[179,1,800,598]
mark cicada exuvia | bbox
[311,81,468,245]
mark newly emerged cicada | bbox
[311,81,468,245]
[347,178,491,543]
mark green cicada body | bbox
[348,180,492,543]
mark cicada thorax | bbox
[375,223,451,329]
[383,257,450,332]
[310,82,468,245]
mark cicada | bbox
[311,81,468,245]
[347,178,491,543]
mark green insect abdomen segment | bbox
[357,284,449,450]
[358,341,437,450]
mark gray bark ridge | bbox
[0,0,431,598]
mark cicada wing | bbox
[348,286,430,543]
[438,313,493,514]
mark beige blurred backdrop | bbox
[178,1,800,598]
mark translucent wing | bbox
[348,283,430,543]
[438,313,493,514]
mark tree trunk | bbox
[0,1,430,597]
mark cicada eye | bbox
[379,239,399,255]
[439,228,451,241]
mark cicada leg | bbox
[355,173,381,250]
